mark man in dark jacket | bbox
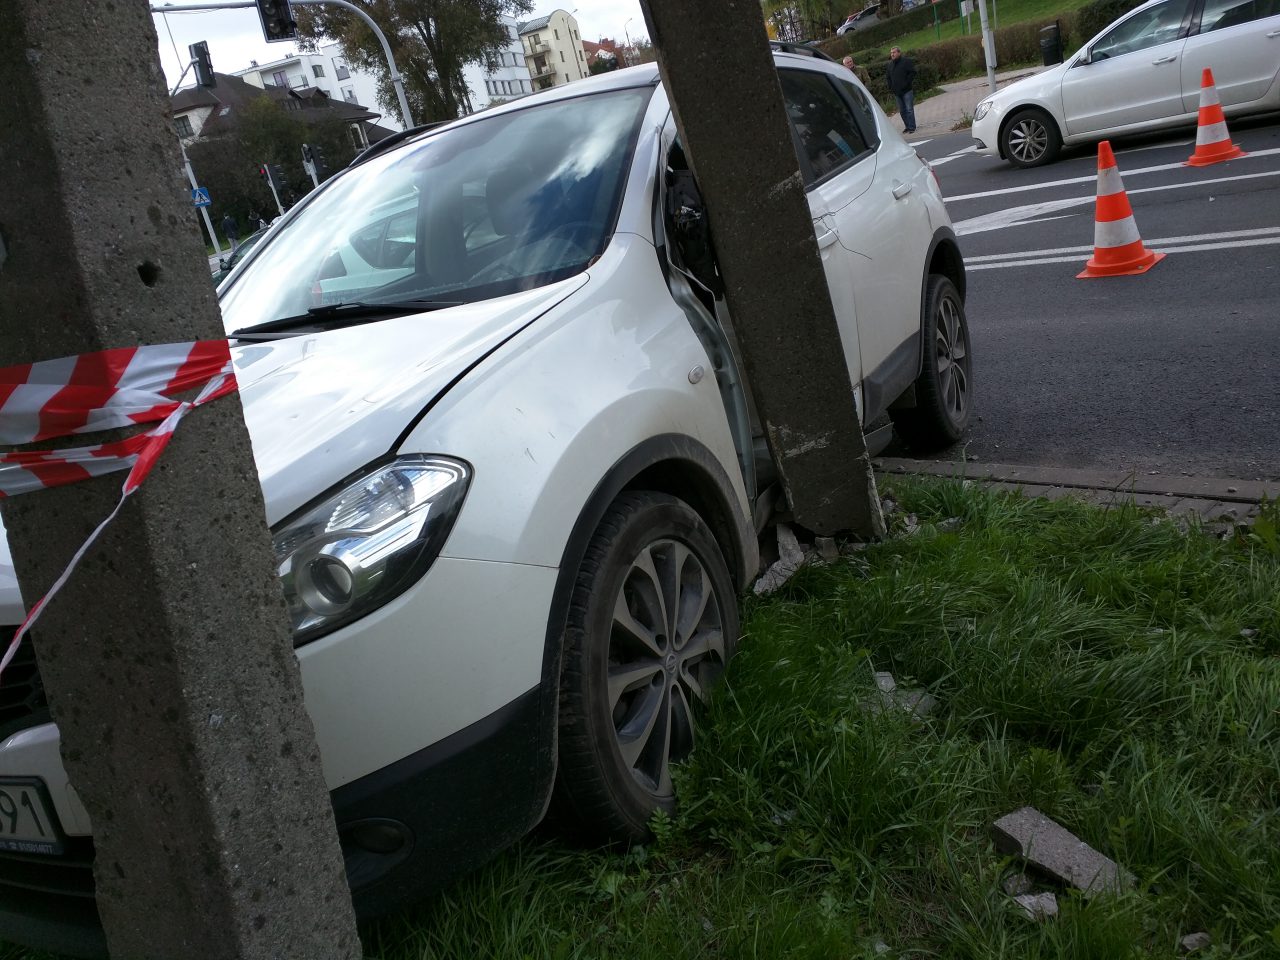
[886,46,917,134]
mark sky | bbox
[152,1,649,91]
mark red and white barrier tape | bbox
[0,340,236,681]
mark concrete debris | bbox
[902,514,919,535]
[815,536,840,562]
[896,689,937,717]
[840,540,871,555]
[1240,627,1258,639]
[768,808,796,826]
[880,496,899,516]
[872,940,890,955]
[992,807,1134,896]
[1013,892,1059,921]
[873,671,897,694]
[753,523,807,595]
[1001,872,1035,896]
[937,516,964,532]
[701,916,715,934]
[866,670,936,719]
[1179,932,1212,953]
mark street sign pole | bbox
[976,0,997,94]
[181,139,222,255]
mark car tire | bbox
[1000,108,1062,168]
[552,491,739,844]
[890,274,972,452]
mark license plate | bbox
[0,779,65,855]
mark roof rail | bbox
[348,120,450,167]
[768,40,837,62]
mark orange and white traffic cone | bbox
[1186,68,1247,167]
[1077,141,1164,279]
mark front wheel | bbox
[1001,108,1062,168]
[552,491,739,844]
[890,274,972,452]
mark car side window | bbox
[1089,0,1193,59]
[779,69,873,186]
[1198,0,1280,31]
[833,77,882,151]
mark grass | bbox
[854,0,1096,59]
[4,481,1279,959]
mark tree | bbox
[759,0,842,39]
[295,0,534,126]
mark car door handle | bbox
[892,181,913,200]
[1151,55,1177,64]
[814,224,839,248]
[1267,28,1280,36]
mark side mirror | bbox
[219,256,230,270]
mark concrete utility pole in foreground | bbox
[639,0,885,538]
[0,3,360,958]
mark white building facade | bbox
[235,42,396,129]
[460,16,535,112]
[519,10,588,92]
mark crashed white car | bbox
[0,52,970,957]
[972,0,1280,166]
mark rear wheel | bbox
[890,274,972,452]
[553,491,738,844]
[1001,108,1062,168]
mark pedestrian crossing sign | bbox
[192,187,211,207]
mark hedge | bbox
[1073,0,1149,45]
[818,1,961,59]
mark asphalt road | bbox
[902,113,1280,481]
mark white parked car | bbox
[837,4,881,35]
[972,0,1280,166]
[0,50,970,957]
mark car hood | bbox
[0,275,586,612]
[982,60,1072,111]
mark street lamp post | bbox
[623,17,633,66]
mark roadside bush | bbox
[818,0,960,59]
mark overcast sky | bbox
[153,1,649,90]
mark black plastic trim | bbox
[862,332,922,425]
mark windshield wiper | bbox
[230,300,463,341]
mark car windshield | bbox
[220,86,653,334]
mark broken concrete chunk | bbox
[937,516,963,532]
[873,671,897,694]
[815,536,839,562]
[1013,892,1059,921]
[896,689,937,718]
[1179,932,1211,954]
[752,523,807,595]
[992,807,1134,896]
[1001,872,1034,896]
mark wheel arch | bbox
[997,104,1063,161]
[533,433,758,802]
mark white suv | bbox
[0,51,970,957]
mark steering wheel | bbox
[467,221,601,285]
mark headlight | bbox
[272,456,470,645]
[974,100,993,122]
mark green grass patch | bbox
[4,483,1279,959]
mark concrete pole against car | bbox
[0,4,361,958]
[638,0,885,539]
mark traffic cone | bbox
[1077,141,1164,279]
[1185,68,1247,167]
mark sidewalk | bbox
[874,457,1277,525]
[890,65,1051,140]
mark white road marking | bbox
[965,226,1280,263]
[952,169,1280,235]
[968,234,1280,270]
[928,145,981,167]
[911,138,934,146]
[943,146,1280,202]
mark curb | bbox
[874,458,1275,523]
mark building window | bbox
[174,115,194,138]
[554,28,560,39]
[296,75,309,88]
[559,50,564,62]
[313,64,325,78]
[271,70,287,86]
[335,63,350,80]
[564,72,569,82]
[342,86,356,102]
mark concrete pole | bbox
[638,0,885,538]
[0,3,361,958]
[976,0,998,94]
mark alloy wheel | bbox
[1008,117,1048,164]
[608,538,726,797]
[935,292,969,424]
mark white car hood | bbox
[985,60,1071,111]
[0,275,586,615]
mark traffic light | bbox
[259,163,286,192]
[189,41,215,88]
[302,143,330,182]
[255,0,297,42]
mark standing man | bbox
[842,55,871,86]
[220,212,239,251]
[886,46,918,134]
